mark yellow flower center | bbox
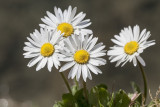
[57,23,74,37]
[74,50,90,64]
[40,43,54,57]
[124,41,139,55]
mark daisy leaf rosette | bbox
[39,6,92,38]
[23,28,63,71]
[107,25,155,67]
[59,34,107,82]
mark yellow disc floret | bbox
[57,23,74,37]
[40,43,54,57]
[124,41,139,55]
[74,50,90,64]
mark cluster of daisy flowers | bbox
[23,6,155,83]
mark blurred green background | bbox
[0,0,160,107]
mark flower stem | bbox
[83,81,88,101]
[60,72,72,94]
[137,61,147,103]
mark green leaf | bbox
[62,93,75,107]
[131,82,142,104]
[74,89,89,107]
[97,84,108,90]
[108,93,114,107]
[89,84,110,107]
[89,87,99,106]
[131,101,141,107]
[112,90,131,107]
[98,87,110,106]
[53,101,64,107]
[131,82,141,93]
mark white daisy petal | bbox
[87,64,98,74]
[59,61,75,72]
[87,68,92,80]
[71,64,79,79]
[90,52,106,58]
[69,7,77,22]
[137,55,146,66]
[82,64,88,82]
[24,53,40,58]
[76,65,82,81]
[59,34,106,81]
[68,65,74,79]
[133,57,137,66]
[89,58,106,66]
[87,37,98,52]
[24,29,62,71]
[47,57,53,72]
[36,57,48,71]
[40,6,92,38]
[108,25,155,67]
[27,56,43,67]
[46,11,58,24]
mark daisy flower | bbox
[39,6,92,38]
[107,25,155,67]
[59,34,106,82]
[23,28,63,71]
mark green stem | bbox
[60,72,72,94]
[137,60,147,103]
[83,81,88,101]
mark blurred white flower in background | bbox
[0,99,8,107]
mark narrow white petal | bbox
[40,57,48,68]
[87,69,92,80]
[137,55,146,66]
[47,57,53,71]
[59,61,75,72]
[89,58,106,66]
[111,39,124,46]
[87,38,98,52]
[133,57,137,66]
[69,7,77,22]
[76,65,82,81]
[68,66,74,79]
[82,65,88,82]
[71,64,79,79]
[27,56,43,67]
[36,57,47,71]
[90,52,106,58]
[133,25,140,41]
[87,64,98,74]
[90,45,105,54]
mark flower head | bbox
[40,6,92,38]
[23,28,63,71]
[107,25,155,67]
[59,34,107,82]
